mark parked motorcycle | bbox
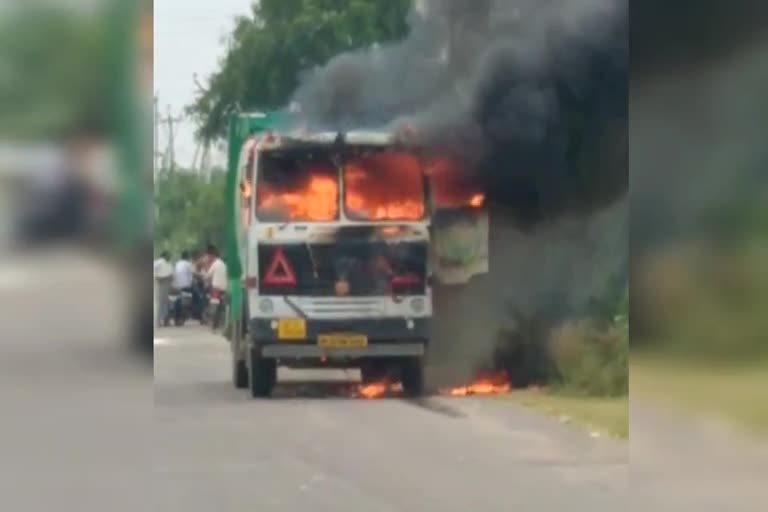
[166,289,178,327]
[207,288,227,331]
[171,288,193,326]
[191,275,208,324]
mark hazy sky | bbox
[154,0,256,169]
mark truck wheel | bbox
[232,354,248,389]
[400,357,425,397]
[248,347,276,398]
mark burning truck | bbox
[224,112,488,398]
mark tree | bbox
[154,170,227,257]
[187,0,412,141]
[0,7,109,140]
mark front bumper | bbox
[249,317,430,359]
[261,343,424,359]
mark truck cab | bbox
[231,129,432,397]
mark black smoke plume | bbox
[293,0,628,225]
[291,0,628,385]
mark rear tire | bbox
[210,303,222,331]
[248,347,276,398]
[401,357,425,397]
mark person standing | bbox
[154,251,173,326]
[173,250,194,292]
[204,244,228,330]
[205,244,228,295]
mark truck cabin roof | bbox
[255,130,420,159]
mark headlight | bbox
[410,297,425,314]
[258,298,274,314]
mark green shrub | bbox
[550,319,628,397]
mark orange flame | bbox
[357,381,403,399]
[241,180,252,198]
[343,152,426,221]
[256,152,427,221]
[443,372,511,397]
[469,193,485,208]
[257,175,339,221]
[427,158,486,209]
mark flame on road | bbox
[357,381,402,399]
[355,372,511,399]
[443,372,511,397]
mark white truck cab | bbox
[231,130,432,397]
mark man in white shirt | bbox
[173,250,194,291]
[205,244,228,293]
[153,251,173,326]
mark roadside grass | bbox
[631,353,768,437]
[501,388,629,439]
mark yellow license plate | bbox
[318,334,368,348]
[277,319,306,340]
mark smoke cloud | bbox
[293,0,628,224]
[292,0,628,384]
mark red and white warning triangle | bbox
[263,247,297,286]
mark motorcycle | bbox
[191,275,208,323]
[165,289,178,327]
[207,288,227,331]
[171,288,193,326]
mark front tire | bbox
[232,355,248,389]
[248,347,276,398]
[173,307,185,327]
[209,303,222,331]
[400,357,425,397]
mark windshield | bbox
[256,153,339,221]
[343,151,426,221]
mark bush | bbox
[550,319,628,397]
[493,315,556,388]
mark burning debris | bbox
[357,380,403,400]
[443,372,512,397]
[354,372,513,400]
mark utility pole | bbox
[200,141,211,183]
[153,95,159,179]
[166,105,176,172]
[191,142,201,174]
[156,105,183,173]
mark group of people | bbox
[153,244,228,327]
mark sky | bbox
[154,0,257,170]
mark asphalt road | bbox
[1,248,764,511]
[154,325,628,512]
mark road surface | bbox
[154,325,628,511]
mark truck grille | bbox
[292,297,385,319]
